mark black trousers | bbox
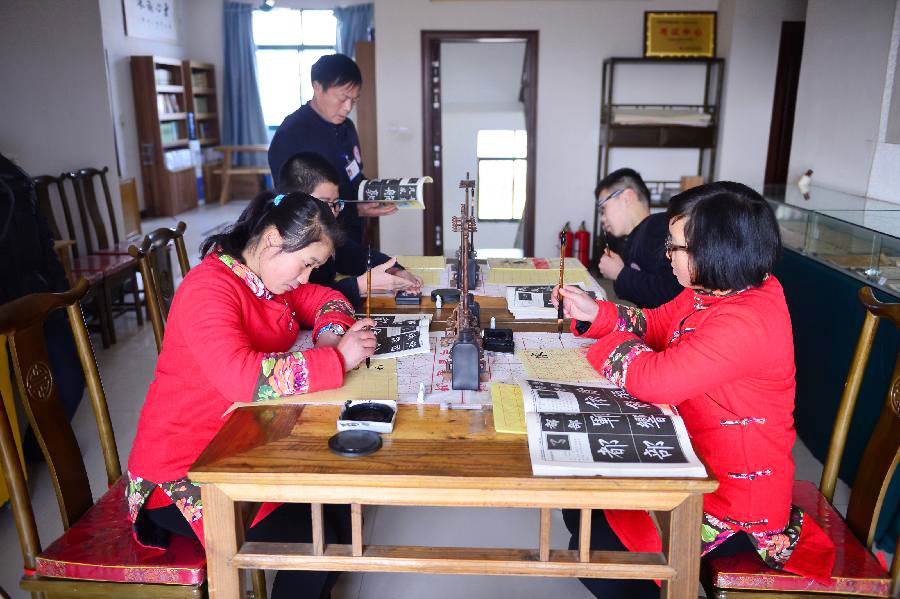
[562,508,755,599]
[146,503,350,599]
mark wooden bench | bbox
[213,145,271,204]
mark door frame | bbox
[421,30,539,256]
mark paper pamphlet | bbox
[490,383,527,435]
[370,314,431,359]
[355,177,433,209]
[396,256,446,270]
[519,378,706,478]
[506,285,602,319]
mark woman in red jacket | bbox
[126,190,376,598]
[555,182,833,598]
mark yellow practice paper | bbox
[488,257,584,270]
[516,348,603,382]
[396,256,447,269]
[406,268,443,285]
[488,269,589,285]
[490,383,526,435]
[223,360,398,416]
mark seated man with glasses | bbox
[596,168,682,308]
[277,151,421,308]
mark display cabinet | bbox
[767,185,900,297]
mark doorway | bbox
[764,21,805,188]
[421,31,538,256]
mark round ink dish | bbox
[328,430,383,457]
[344,401,394,423]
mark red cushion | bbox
[93,241,139,257]
[71,254,135,276]
[707,480,890,596]
[34,478,206,585]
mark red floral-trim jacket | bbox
[126,252,355,548]
[575,276,835,579]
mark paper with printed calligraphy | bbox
[518,378,706,477]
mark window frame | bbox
[252,8,337,132]
[477,155,528,222]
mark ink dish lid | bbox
[328,430,382,457]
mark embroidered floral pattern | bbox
[256,351,310,401]
[125,472,204,537]
[319,298,354,321]
[126,472,156,523]
[160,478,204,524]
[217,252,272,299]
[602,339,653,388]
[700,506,804,570]
[615,305,647,336]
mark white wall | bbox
[374,0,718,258]
[0,0,122,254]
[98,0,188,210]
[788,0,896,197]
[715,0,806,190]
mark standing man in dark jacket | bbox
[268,53,396,245]
[595,168,682,308]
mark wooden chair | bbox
[213,145,270,205]
[0,279,206,597]
[703,286,900,598]
[33,174,118,348]
[128,222,191,353]
[66,168,144,336]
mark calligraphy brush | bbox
[366,245,372,368]
[558,230,566,339]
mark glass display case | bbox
[766,185,900,297]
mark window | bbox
[252,8,337,130]
[477,129,527,220]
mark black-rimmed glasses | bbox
[598,188,625,208]
[664,238,690,259]
[316,198,345,216]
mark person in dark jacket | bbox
[276,152,420,308]
[268,54,397,245]
[595,168,682,308]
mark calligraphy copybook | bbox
[518,378,706,477]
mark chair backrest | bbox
[67,167,118,252]
[821,287,900,577]
[0,280,121,572]
[33,175,81,259]
[128,222,190,353]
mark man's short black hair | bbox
[667,181,781,291]
[276,152,341,195]
[595,168,650,206]
[311,53,362,91]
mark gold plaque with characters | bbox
[644,12,716,58]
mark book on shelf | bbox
[519,378,706,477]
[191,72,208,88]
[354,177,433,209]
[195,96,209,113]
[160,122,178,144]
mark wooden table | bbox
[190,404,718,599]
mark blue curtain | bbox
[223,1,268,167]
[334,3,373,58]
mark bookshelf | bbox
[131,56,221,216]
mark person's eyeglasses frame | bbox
[598,188,626,214]
[315,197,345,216]
[664,238,690,260]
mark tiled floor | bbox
[0,199,853,599]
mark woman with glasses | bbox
[553,182,834,598]
[277,151,422,309]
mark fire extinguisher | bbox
[575,221,590,267]
[561,222,574,258]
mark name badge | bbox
[345,159,361,180]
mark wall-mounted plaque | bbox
[644,12,716,58]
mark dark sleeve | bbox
[333,237,391,276]
[613,217,683,309]
[329,277,363,311]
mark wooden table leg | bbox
[661,493,703,599]
[218,149,232,205]
[202,484,242,599]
